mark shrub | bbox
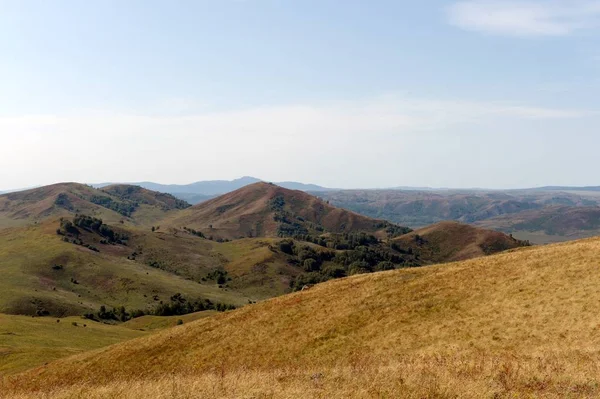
[303,258,319,272]
[278,239,295,255]
[321,264,346,279]
[348,261,371,276]
[375,261,396,272]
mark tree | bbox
[348,261,371,276]
[375,261,395,272]
[303,258,319,272]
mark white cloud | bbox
[0,96,595,190]
[447,0,600,36]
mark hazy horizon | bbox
[1,175,599,193]
[2,1,599,191]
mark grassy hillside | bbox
[167,182,406,241]
[0,211,531,317]
[393,221,530,264]
[121,311,217,331]
[5,237,600,397]
[0,183,191,229]
[0,183,126,228]
[0,221,251,317]
[0,314,146,375]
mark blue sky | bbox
[1,0,599,190]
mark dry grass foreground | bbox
[5,237,600,398]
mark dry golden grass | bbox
[121,311,217,331]
[393,220,526,263]
[4,237,600,397]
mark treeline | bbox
[84,293,236,323]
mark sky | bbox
[1,0,599,190]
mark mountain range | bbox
[92,176,333,202]
[0,181,529,319]
[4,177,600,245]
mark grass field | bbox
[4,236,600,397]
[0,314,146,376]
[0,222,251,316]
[121,311,217,331]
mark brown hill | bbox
[0,183,190,228]
[392,221,530,264]
[167,182,407,240]
[319,189,600,242]
[6,237,600,398]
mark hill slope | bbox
[392,221,529,264]
[0,183,191,228]
[167,182,405,240]
[6,237,600,397]
[0,183,126,228]
[0,314,146,375]
[0,221,251,317]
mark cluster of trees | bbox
[153,293,236,316]
[57,218,79,236]
[89,195,137,217]
[183,227,205,238]
[269,195,286,211]
[54,193,74,211]
[56,215,128,251]
[147,259,165,269]
[203,269,230,285]
[72,215,128,244]
[103,185,190,211]
[383,223,413,238]
[278,239,419,291]
[268,194,330,239]
[84,294,236,323]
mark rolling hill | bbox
[0,314,146,375]
[167,182,406,240]
[0,183,191,229]
[475,205,600,243]
[0,220,253,317]
[0,182,532,319]
[318,188,600,243]
[392,221,530,264]
[5,237,600,398]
